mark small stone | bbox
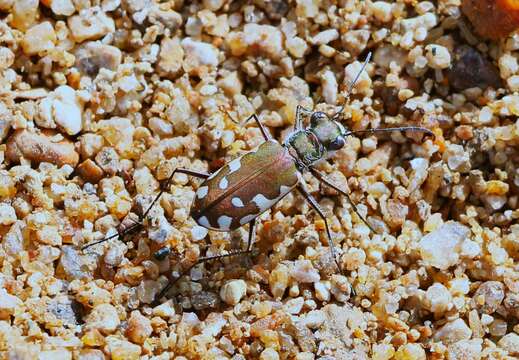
[11,0,38,31]
[447,45,502,91]
[310,29,339,45]
[447,339,482,360]
[394,343,426,360]
[68,7,115,43]
[38,349,72,360]
[0,203,16,225]
[426,44,451,69]
[157,37,184,78]
[444,144,471,173]
[125,310,152,344]
[0,288,22,318]
[220,279,247,305]
[202,0,225,11]
[48,0,75,16]
[291,260,320,283]
[260,348,279,360]
[425,283,452,315]
[21,22,56,56]
[371,1,393,22]
[472,281,505,314]
[284,297,304,314]
[38,85,84,135]
[105,336,141,360]
[181,37,219,67]
[419,221,470,270]
[75,41,122,77]
[60,246,88,280]
[498,333,519,355]
[242,23,283,60]
[85,304,120,334]
[6,129,79,167]
[48,296,82,327]
[314,281,331,302]
[153,300,176,318]
[269,263,289,298]
[77,159,105,184]
[286,37,308,58]
[434,318,472,345]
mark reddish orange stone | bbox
[462,0,519,40]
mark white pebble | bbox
[426,44,451,69]
[418,221,470,270]
[220,279,247,305]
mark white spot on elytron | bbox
[251,193,272,212]
[208,170,218,180]
[217,215,233,230]
[196,186,208,199]
[231,197,244,207]
[251,186,293,212]
[240,214,257,226]
[198,216,211,228]
[219,177,228,189]
[228,158,241,173]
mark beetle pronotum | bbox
[82,53,434,303]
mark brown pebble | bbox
[6,129,79,167]
[447,45,502,91]
[455,125,474,140]
[77,159,105,183]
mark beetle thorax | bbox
[285,130,325,169]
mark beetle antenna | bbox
[219,105,239,123]
[344,126,435,138]
[333,51,372,120]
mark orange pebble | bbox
[462,0,519,40]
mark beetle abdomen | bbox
[191,140,299,231]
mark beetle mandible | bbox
[82,53,434,303]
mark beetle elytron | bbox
[83,53,433,303]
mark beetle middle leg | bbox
[296,183,342,274]
[309,167,375,233]
[294,105,313,130]
[154,219,257,304]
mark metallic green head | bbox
[286,111,348,169]
[309,111,347,152]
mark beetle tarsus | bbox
[296,183,344,275]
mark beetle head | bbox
[310,111,348,152]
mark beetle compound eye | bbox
[328,136,346,151]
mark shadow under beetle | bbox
[82,53,434,304]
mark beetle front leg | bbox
[294,105,313,130]
[296,183,342,274]
[309,167,375,233]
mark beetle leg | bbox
[294,105,313,130]
[154,219,257,304]
[243,114,271,141]
[309,167,376,233]
[81,168,211,251]
[296,183,342,274]
[143,168,210,220]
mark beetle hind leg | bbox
[309,167,376,233]
[153,219,257,304]
[296,184,343,274]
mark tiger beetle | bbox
[82,52,434,303]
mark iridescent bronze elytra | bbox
[82,53,434,303]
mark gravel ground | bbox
[0,0,518,359]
